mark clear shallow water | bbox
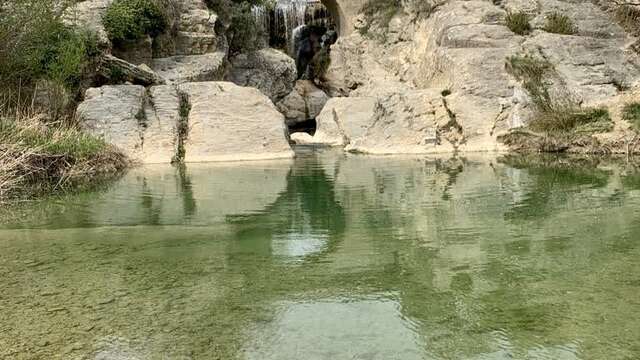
[1,149,640,359]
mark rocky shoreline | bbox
[61,0,640,164]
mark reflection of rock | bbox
[227,48,297,102]
[245,296,424,360]
[178,82,294,162]
[88,160,293,226]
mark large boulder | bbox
[227,48,297,102]
[77,82,294,163]
[177,82,294,162]
[276,80,330,126]
[77,85,178,164]
[346,90,457,154]
[302,97,377,146]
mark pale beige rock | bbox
[175,0,219,55]
[347,90,457,154]
[152,52,227,84]
[77,85,179,164]
[290,132,315,145]
[322,0,640,153]
[312,97,377,147]
[227,48,297,102]
[177,82,294,162]
[77,85,147,161]
[63,0,113,47]
[277,81,330,125]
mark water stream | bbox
[1,149,640,359]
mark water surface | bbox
[1,149,640,359]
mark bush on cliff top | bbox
[103,0,168,43]
[0,0,99,98]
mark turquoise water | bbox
[1,149,640,359]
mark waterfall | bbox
[275,0,313,55]
[251,4,270,40]
[252,0,333,57]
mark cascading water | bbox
[274,0,311,55]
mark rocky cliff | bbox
[69,0,640,162]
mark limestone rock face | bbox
[310,97,377,147]
[347,90,457,154]
[77,82,294,163]
[321,0,640,152]
[227,49,297,102]
[174,0,219,56]
[177,82,294,162]
[63,0,113,47]
[77,85,178,164]
[152,52,227,84]
[276,81,329,126]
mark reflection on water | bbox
[1,150,640,359]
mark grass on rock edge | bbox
[0,113,128,201]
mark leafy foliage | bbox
[204,0,267,54]
[103,0,168,43]
[0,0,99,93]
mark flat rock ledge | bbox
[77,82,293,164]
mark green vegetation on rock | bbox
[0,0,100,98]
[543,12,576,35]
[205,0,267,55]
[505,54,611,148]
[623,102,640,132]
[505,11,531,35]
[0,114,127,200]
[358,0,401,39]
[103,0,168,43]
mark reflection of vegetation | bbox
[499,154,611,222]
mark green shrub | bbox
[103,0,168,43]
[506,55,553,110]
[0,1,100,97]
[204,0,266,54]
[529,107,611,133]
[506,55,611,134]
[505,11,531,35]
[543,12,576,35]
[622,102,640,131]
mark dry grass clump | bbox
[505,11,531,35]
[0,111,127,201]
[543,12,576,35]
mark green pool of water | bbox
[1,149,639,359]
